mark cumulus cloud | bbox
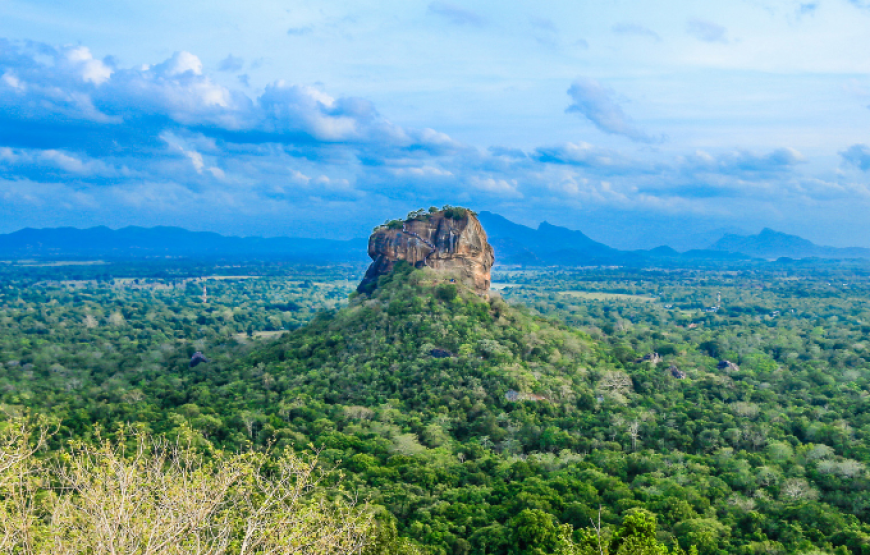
[0,39,459,157]
[1,38,868,243]
[428,1,485,26]
[841,144,870,171]
[0,37,479,222]
[565,78,657,143]
[157,51,204,76]
[686,19,728,43]
[64,46,113,84]
[470,176,522,197]
[611,23,661,41]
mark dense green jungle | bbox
[4,257,870,554]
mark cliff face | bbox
[358,210,494,294]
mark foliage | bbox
[0,418,375,554]
[4,258,870,553]
[442,205,471,220]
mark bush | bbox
[0,421,375,555]
[385,220,404,230]
[435,284,458,302]
[441,206,469,220]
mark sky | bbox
[1,0,870,249]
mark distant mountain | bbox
[672,226,750,252]
[709,228,870,260]
[477,211,747,266]
[0,226,368,262]
[477,211,622,264]
[14,215,852,266]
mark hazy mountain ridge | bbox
[0,225,368,261]
[477,211,750,265]
[710,228,870,260]
[3,215,867,264]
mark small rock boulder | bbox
[636,353,663,365]
[718,360,739,372]
[190,352,208,368]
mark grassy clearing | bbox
[233,330,289,342]
[559,291,657,302]
[7,260,109,266]
[490,282,520,290]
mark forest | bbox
[2,257,870,554]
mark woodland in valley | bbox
[3,258,870,554]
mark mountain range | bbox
[709,228,870,260]
[1,213,867,264]
[476,212,752,265]
[0,225,367,262]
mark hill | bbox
[710,228,870,260]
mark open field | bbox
[2,260,110,266]
[558,291,657,302]
[233,330,289,341]
[490,282,519,290]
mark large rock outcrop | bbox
[358,209,494,294]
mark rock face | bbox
[358,209,494,294]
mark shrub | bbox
[435,284,458,302]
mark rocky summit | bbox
[358,207,494,294]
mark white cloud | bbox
[64,46,113,85]
[390,166,453,178]
[160,51,203,76]
[2,38,870,245]
[2,71,24,91]
[470,176,522,197]
[566,78,658,143]
[185,150,205,173]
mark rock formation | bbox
[718,360,740,372]
[358,208,495,294]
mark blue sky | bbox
[1,0,870,249]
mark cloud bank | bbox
[0,38,867,245]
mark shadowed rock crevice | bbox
[358,208,494,294]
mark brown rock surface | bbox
[358,209,495,294]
